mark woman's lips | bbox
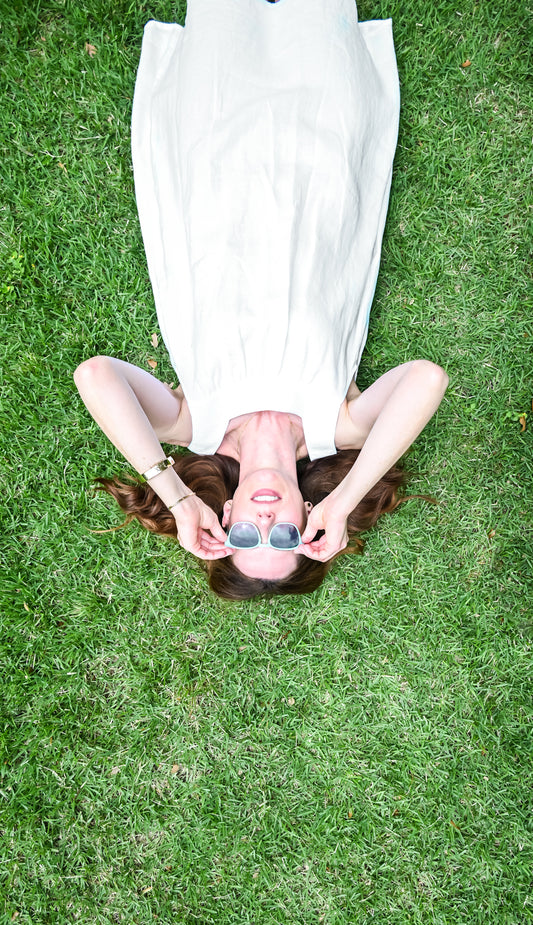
[251,490,281,502]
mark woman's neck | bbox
[220,411,305,476]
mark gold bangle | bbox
[141,456,174,481]
[167,493,195,511]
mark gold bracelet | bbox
[141,456,175,481]
[167,493,195,511]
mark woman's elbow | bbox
[411,359,449,396]
[73,355,112,392]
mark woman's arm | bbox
[301,360,449,560]
[74,356,228,558]
[75,355,184,444]
[74,355,184,473]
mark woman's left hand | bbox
[299,495,349,562]
[173,495,231,560]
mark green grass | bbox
[1,0,532,922]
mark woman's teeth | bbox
[254,495,279,501]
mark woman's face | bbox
[222,469,311,580]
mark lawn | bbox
[1,1,531,923]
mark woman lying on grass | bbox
[75,0,448,600]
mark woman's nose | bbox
[256,509,275,522]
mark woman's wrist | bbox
[329,480,361,518]
[168,492,195,512]
[141,455,175,481]
[142,464,191,511]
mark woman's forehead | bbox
[232,548,298,580]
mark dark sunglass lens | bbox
[270,524,300,549]
[229,522,261,548]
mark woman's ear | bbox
[304,501,313,514]
[222,500,233,528]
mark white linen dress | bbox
[131,0,400,459]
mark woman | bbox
[75,0,448,599]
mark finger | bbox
[208,520,228,543]
[319,544,345,562]
[300,540,326,559]
[192,547,216,560]
[300,511,319,538]
[304,548,334,562]
[203,548,232,560]
[300,523,322,545]
[301,537,342,562]
[196,541,231,559]
[199,529,227,550]
[183,537,219,560]
[198,531,231,556]
[301,549,328,562]
[201,535,225,549]
[200,513,226,541]
[201,542,229,556]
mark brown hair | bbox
[95,451,408,601]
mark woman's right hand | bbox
[172,494,231,560]
[299,493,349,563]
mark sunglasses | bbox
[225,522,302,550]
